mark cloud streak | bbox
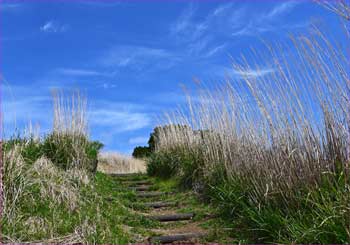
[169,3,243,57]
[98,45,181,75]
[232,68,275,78]
[88,102,152,133]
[56,68,107,77]
[2,93,52,137]
[265,1,299,19]
[90,110,150,132]
[40,21,68,33]
[231,1,301,37]
[0,3,21,11]
[171,1,302,42]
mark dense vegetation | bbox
[1,92,146,243]
[146,19,350,244]
[132,146,151,158]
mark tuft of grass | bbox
[42,132,101,172]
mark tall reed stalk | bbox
[52,89,88,137]
[155,27,350,206]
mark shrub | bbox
[147,146,206,190]
[147,150,180,179]
[3,137,44,165]
[40,90,103,173]
[1,140,103,243]
[20,139,44,165]
[42,133,102,173]
[132,146,151,158]
[86,140,104,173]
[1,90,107,243]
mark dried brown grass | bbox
[98,152,147,174]
[155,26,350,204]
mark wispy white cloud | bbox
[170,3,243,57]
[2,92,52,136]
[0,3,21,11]
[231,1,301,37]
[101,46,172,67]
[230,68,274,78]
[128,136,149,145]
[99,45,180,74]
[212,2,235,17]
[231,23,273,37]
[172,5,195,33]
[40,21,68,33]
[56,68,106,76]
[90,110,150,132]
[172,1,302,42]
[265,1,299,19]
[101,82,117,89]
[204,44,227,58]
[89,102,151,133]
[202,65,275,79]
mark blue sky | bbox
[0,0,344,154]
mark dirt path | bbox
[111,173,214,244]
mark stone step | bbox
[149,232,205,243]
[143,201,176,208]
[136,191,166,198]
[128,185,152,191]
[110,173,146,177]
[124,180,152,185]
[148,213,195,222]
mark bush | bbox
[132,146,151,158]
[147,147,206,190]
[3,137,44,166]
[1,90,110,243]
[21,140,44,165]
[147,151,180,179]
[85,140,104,173]
[42,133,103,173]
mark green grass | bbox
[5,133,347,243]
[1,134,157,243]
[1,169,164,243]
[147,150,350,243]
[149,177,239,243]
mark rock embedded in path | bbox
[148,213,195,222]
[143,201,176,208]
[149,232,205,243]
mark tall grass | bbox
[52,89,88,136]
[149,26,350,242]
[1,90,102,243]
[42,90,101,172]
